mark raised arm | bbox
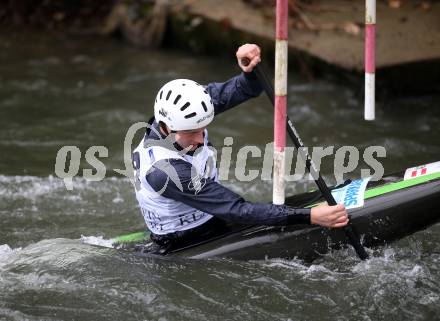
[206,44,263,115]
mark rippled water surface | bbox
[0,32,439,320]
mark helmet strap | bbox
[158,121,177,136]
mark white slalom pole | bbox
[365,0,376,121]
[273,0,288,205]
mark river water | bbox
[0,32,439,320]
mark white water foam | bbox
[264,258,340,282]
[0,244,21,262]
[0,175,67,200]
[80,235,114,248]
[0,244,13,257]
[0,175,131,201]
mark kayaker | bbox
[132,43,349,252]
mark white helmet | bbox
[154,79,215,131]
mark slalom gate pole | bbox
[273,0,288,205]
[365,0,376,120]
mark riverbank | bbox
[166,0,440,92]
[2,0,439,93]
[175,0,439,70]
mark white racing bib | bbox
[133,129,218,235]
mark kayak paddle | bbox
[241,58,369,260]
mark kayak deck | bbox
[112,171,440,261]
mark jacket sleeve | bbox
[206,72,263,116]
[146,159,311,226]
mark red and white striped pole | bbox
[273,0,288,204]
[365,0,376,120]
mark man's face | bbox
[174,127,206,151]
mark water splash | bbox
[0,244,14,259]
[80,235,114,248]
[0,244,22,266]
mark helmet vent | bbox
[201,101,208,112]
[166,90,172,100]
[184,112,197,119]
[173,95,181,105]
[160,90,163,99]
[180,102,190,111]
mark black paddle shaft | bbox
[241,59,369,260]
